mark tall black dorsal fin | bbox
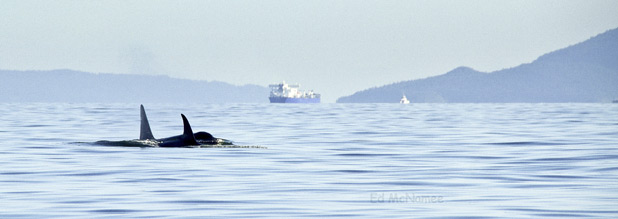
[140,105,155,140]
[181,114,198,145]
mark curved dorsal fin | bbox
[140,105,155,140]
[181,114,198,145]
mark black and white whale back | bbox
[95,105,232,147]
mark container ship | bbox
[269,81,320,103]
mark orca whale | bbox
[95,105,232,147]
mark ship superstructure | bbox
[269,81,320,103]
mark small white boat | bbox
[400,94,410,104]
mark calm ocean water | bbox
[1,103,617,218]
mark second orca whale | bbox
[95,105,232,147]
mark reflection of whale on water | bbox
[95,105,233,147]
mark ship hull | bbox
[269,97,320,103]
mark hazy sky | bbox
[2,0,618,102]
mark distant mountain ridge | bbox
[337,28,618,103]
[0,69,269,103]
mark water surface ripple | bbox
[1,103,617,218]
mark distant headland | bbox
[0,70,269,103]
[3,28,617,104]
[337,27,618,103]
